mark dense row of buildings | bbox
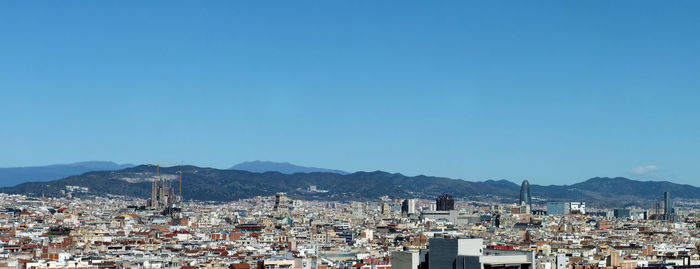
[0,179,698,269]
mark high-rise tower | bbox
[436,194,454,211]
[274,192,290,213]
[401,199,416,215]
[520,180,532,210]
[663,191,672,215]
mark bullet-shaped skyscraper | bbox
[520,180,532,210]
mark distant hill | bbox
[4,165,699,207]
[0,161,134,187]
[230,161,349,175]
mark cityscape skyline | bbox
[2,1,699,269]
[0,177,695,269]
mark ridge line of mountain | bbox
[3,164,698,207]
[0,161,135,187]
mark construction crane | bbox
[147,163,160,178]
[147,163,181,179]
[175,168,197,202]
[147,162,189,206]
[147,162,183,178]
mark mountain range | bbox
[4,164,698,207]
[0,161,134,187]
[230,161,349,175]
[0,161,347,187]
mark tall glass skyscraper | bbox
[436,194,455,211]
[520,180,532,209]
[664,191,672,215]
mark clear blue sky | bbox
[1,1,699,185]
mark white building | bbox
[391,251,420,269]
[394,237,535,269]
[570,202,586,214]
